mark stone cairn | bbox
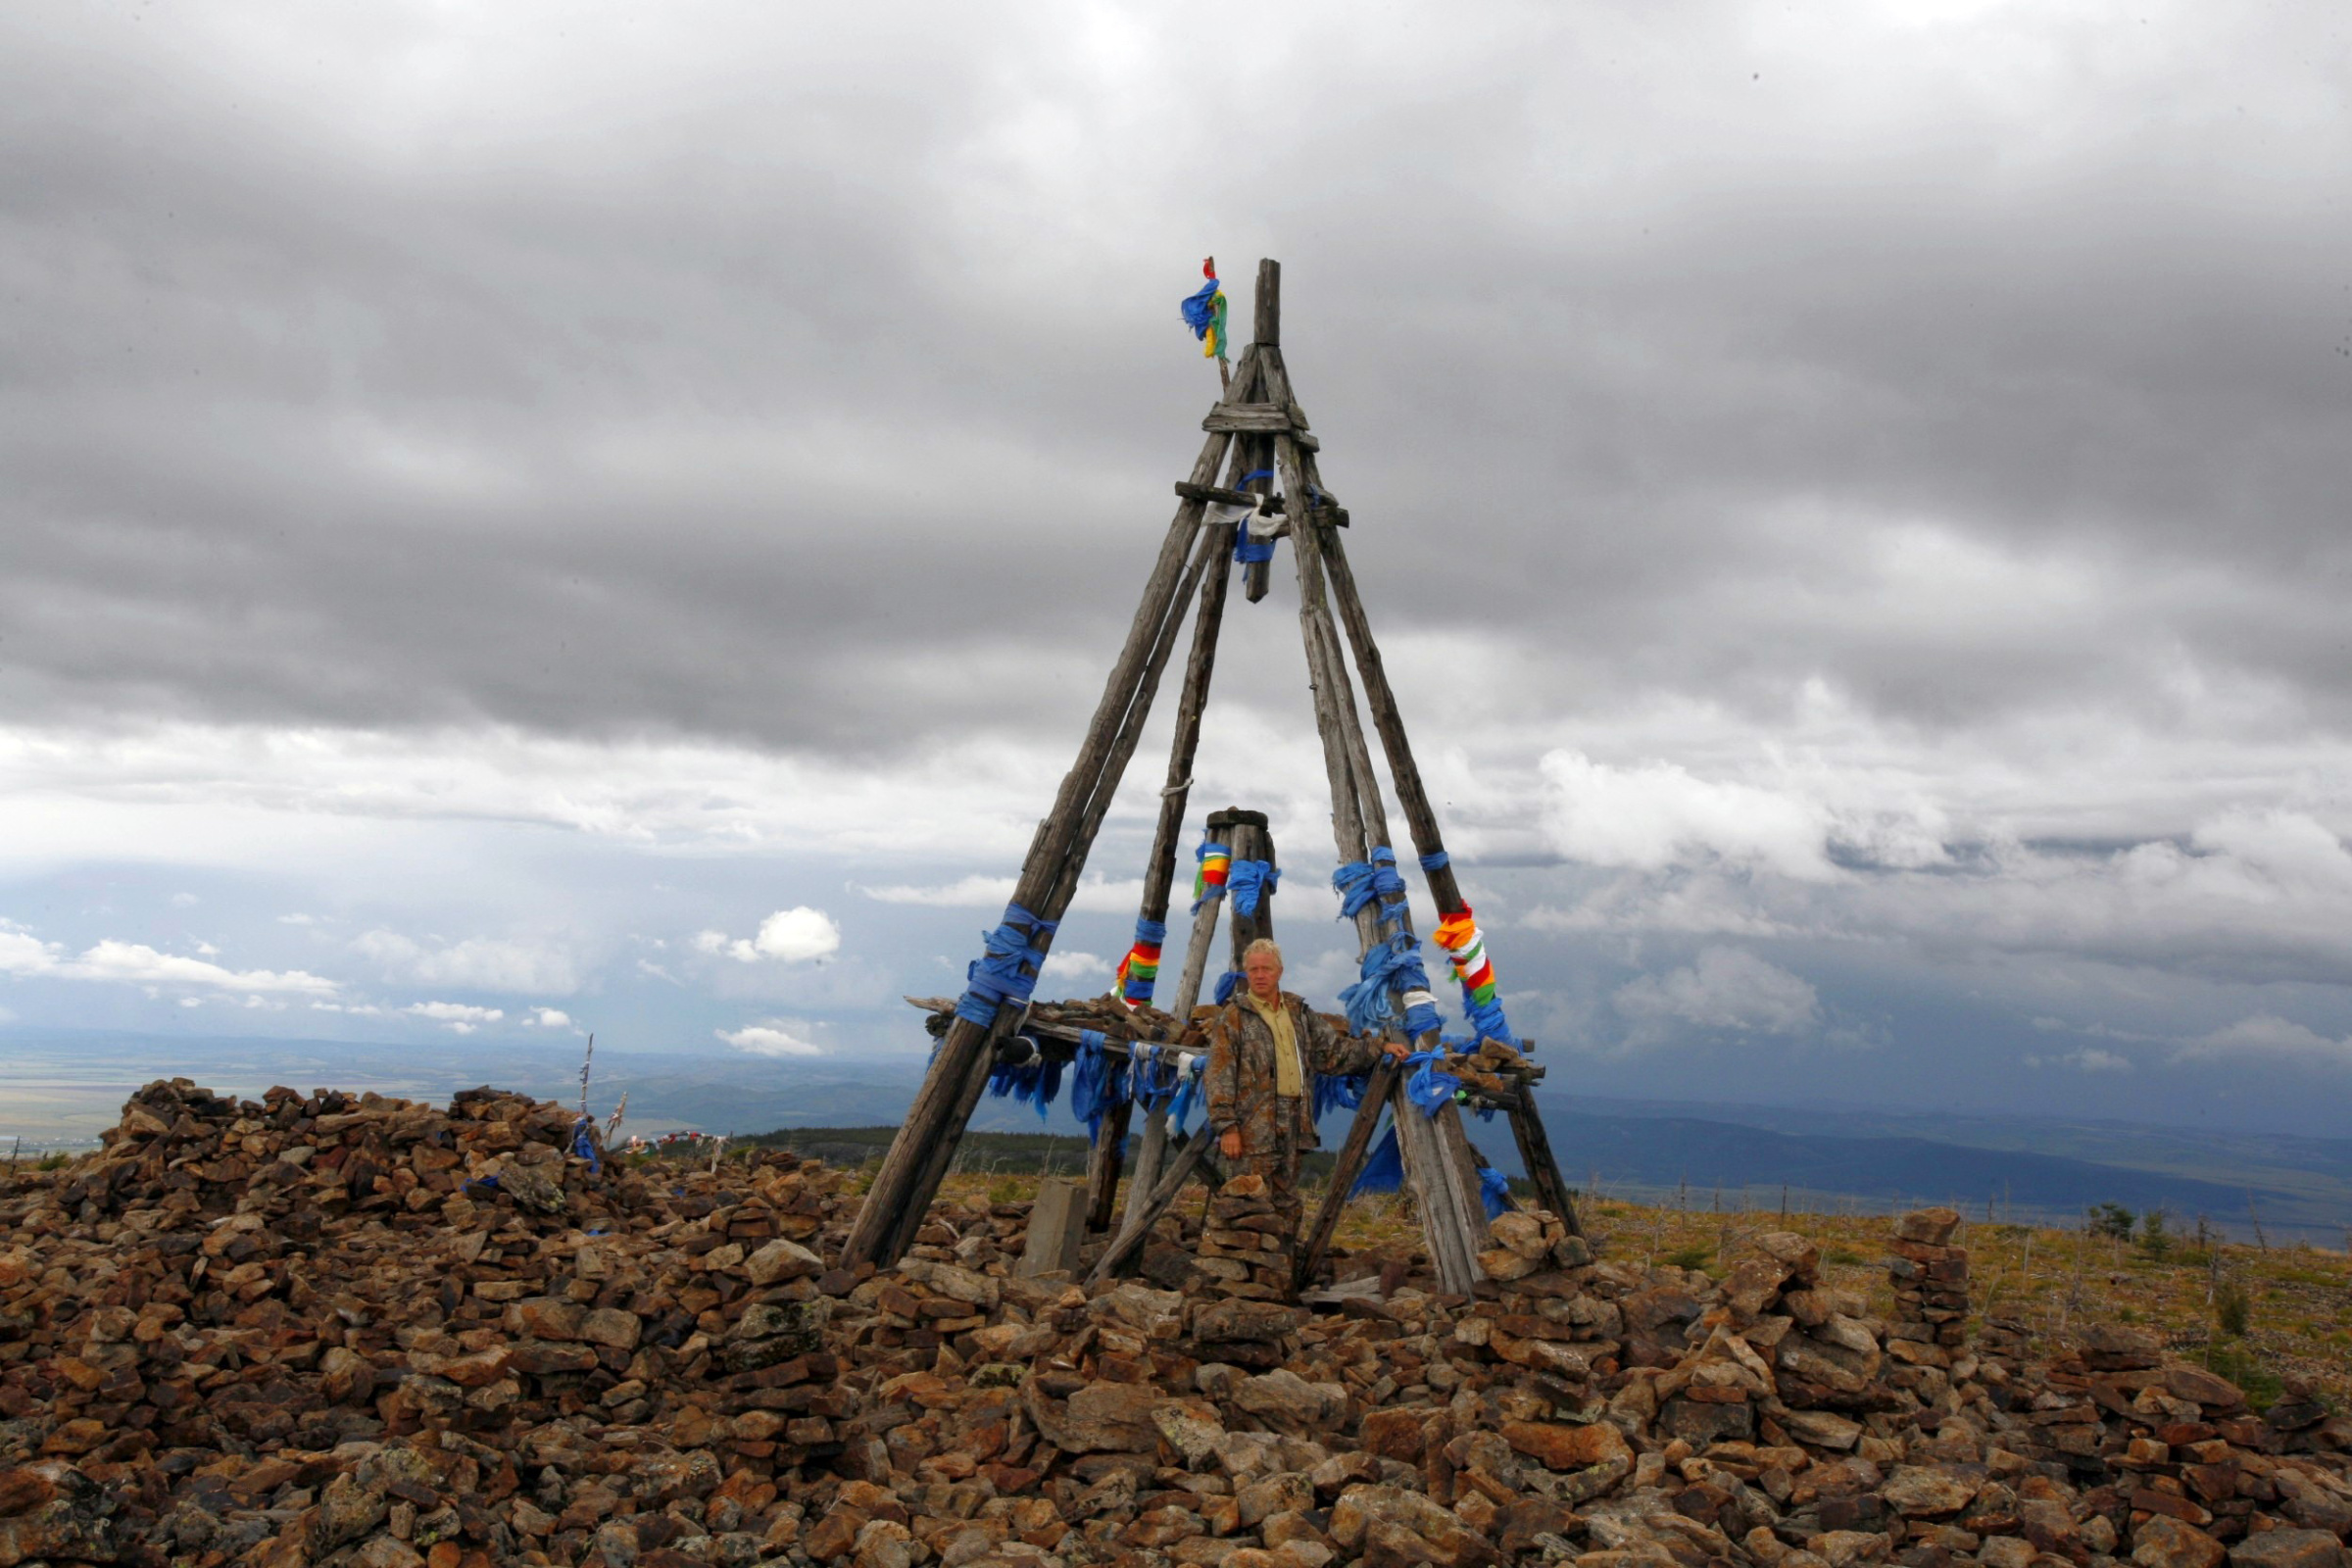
[1887,1206,1971,1369]
[1193,1174,1296,1302]
[6,1081,2352,1568]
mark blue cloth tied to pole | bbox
[1418,851,1450,872]
[1402,1049,1461,1117]
[1479,1163,1512,1220]
[1333,849,1441,1040]
[1213,969,1243,1005]
[570,1115,602,1174]
[1351,1123,1403,1197]
[1338,932,1439,1040]
[955,902,1058,1026]
[1069,1031,1122,1143]
[1228,859,1278,918]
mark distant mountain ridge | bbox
[5,1029,2345,1235]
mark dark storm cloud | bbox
[2,0,2347,761]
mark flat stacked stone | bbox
[1195,1173,1297,1300]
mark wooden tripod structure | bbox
[844,260,1577,1291]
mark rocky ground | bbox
[4,1081,2349,1568]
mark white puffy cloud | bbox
[717,1022,822,1056]
[1542,751,1844,881]
[354,930,579,994]
[1040,950,1105,981]
[407,1001,505,1033]
[694,906,841,964]
[523,1006,575,1029]
[0,923,337,996]
[1611,947,1822,1042]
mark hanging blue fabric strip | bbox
[1213,969,1243,1005]
[1479,1164,1512,1220]
[1311,1071,1366,1122]
[1351,1123,1403,1197]
[1168,1057,1201,1135]
[1231,468,1277,564]
[1069,1031,1119,1143]
[955,902,1059,1026]
[1227,859,1279,918]
[571,1115,601,1174]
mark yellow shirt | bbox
[1245,992,1304,1099]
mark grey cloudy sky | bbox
[5,1,2352,1135]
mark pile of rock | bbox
[6,1086,2352,1568]
[1193,1177,1297,1302]
[1886,1209,1972,1371]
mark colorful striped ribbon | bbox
[1192,842,1232,913]
[1433,906,1513,1044]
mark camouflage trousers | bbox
[1234,1120,1305,1239]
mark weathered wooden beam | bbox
[1269,368,1488,1291]
[1508,1082,1583,1237]
[1091,1128,1215,1284]
[1221,814,1277,963]
[1086,474,1242,1236]
[1082,1100,1133,1234]
[1317,526,1465,913]
[841,347,1264,1271]
[1294,1057,1399,1289]
[1201,403,1298,434]
[1174,481,1285,513]
[894,514,1223,1263]
[1254,256,1280,346]
[1124,811,1235,1238]
[1270,408,1480,1294]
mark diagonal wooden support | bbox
[1294,1056,1399,1289]
[842,350,1265,1271]
[1270,413,1489,1295]
[1090,1127,1215,1285]
[1112,814,1234,1240]
[1506,1081,1582,1237]
[889,516,1224,1264]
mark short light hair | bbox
[1241,938,1284,967]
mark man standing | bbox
[1207,938,1410,1236]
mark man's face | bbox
[1244,952,1282,1000]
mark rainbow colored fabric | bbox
[1192,842,1232,913]
[1114,915,1164,1007]
[1179,261,1229,362]
[1433,906,1513,1044]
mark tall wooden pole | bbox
[1267,377,1481,1290]
[889,518,1223,1263]
[1083,500,1243,1233]
[843,348,1262,1270]
[1319,522,1578,1235]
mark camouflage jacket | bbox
[1204,991,1384,1151]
